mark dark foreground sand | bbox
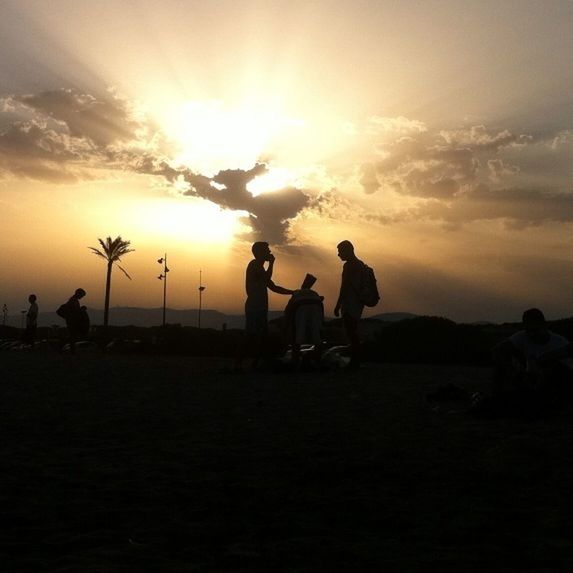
[1,353,572,572]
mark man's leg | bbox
[236,311,267,371]
[69,331,77,354]
[343,313,360,368]
[309,308,323,364]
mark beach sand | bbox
[1,353,572,571]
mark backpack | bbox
[358,263,380,307]
[56,303,70,319]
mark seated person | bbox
[492,307,573,401]
[284,274,324,367]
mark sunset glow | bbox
[1,0,572,322]
[158,100,305,175]
[133,198,243,245]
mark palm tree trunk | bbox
[104,261,112,328]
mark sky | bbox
[1,0,572,322]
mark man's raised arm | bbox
[268,280,294,296]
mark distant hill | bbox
[5,307,284,330]
[5,308,421,329]
[369,312,420,322]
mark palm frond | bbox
[117,264,132,280]
[88,247,107,259]
[90,235,134,278]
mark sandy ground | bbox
[1,352,573,572]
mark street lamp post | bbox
[198,270,206,329]
[20,310,26,330]
[157,254,170,328]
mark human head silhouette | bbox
[252,241,271,261]
[522,308,548,343]
[75,288,86,299]
[28,294,37,303]
[337,240,355,261]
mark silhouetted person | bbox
[22,294,38,347]
[471,308,573,417]
[492,308,573,396]
[285,274,324,369]
[334,240,364,369]
[61,288,87,354]
[236,242,294,370]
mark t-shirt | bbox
[26,302,38,327]
[509,330,573,370]
[245,259,269,312]
[340,258,365,319]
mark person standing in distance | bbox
[23,294,39,347]
[64,288,87,354]
[334,240,364,369]
[237,241,294,370]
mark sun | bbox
[157,99,305,176]
[132,196,245,245]
[247,166,298,196]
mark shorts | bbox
[245,309,268,336]
[341,298,364,320]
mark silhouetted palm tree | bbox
[89,236,134,328]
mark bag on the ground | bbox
[56,303,70,319]
[359,263,380,307]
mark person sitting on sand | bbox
[284,274,324,369]
[493,308,573,395]
[472,308,573,416]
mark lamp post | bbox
[20,310,26,330]
[157,254,170,327]
[2,304,7,327]
[198,270,206,329]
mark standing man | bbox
[334,240,364,369]
[237,242,294,370]
[23,294,39,347]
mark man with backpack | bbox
[334,241,379,369]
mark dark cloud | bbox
[182,163,310,244]
[3,92,571,238]
[15,89,140,147]
[439,125,531,152]
[0,89,311,244]
[370,136,479,198]
[0,89,147,182]
[417,185,573,228]
[311,190,406,226]
[0,120,86,182]
[355,119,573,228]
[361,124,535,198]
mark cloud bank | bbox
[2,89,573,240]
[355,119,573,228]
[0,88,311,244]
